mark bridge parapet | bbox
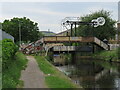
[94,37,109,50]
[43,36,94,43]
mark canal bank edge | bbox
[34,55,83,88]
[92,48,120,62]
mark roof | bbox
[0,29,14,42]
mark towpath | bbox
[20,56,47,88]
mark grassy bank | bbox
[35,55,81,88]
[93,48,120,62]
[2,52,28,88]
[0,41,2,89]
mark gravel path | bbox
[20,56,47,88]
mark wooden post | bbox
[75,22,77,36]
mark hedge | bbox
[2,39,17,69]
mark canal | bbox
[54,55,120,89]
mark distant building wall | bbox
[0,29,14,42]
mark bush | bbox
[2,52,28,88]
[2,39,28,88]
[117,47,120,59]
[2,39,17,69]
[93,49,119,61]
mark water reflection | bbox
[55,58,120,89]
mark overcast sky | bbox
[1,2,119,33]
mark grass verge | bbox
[2,52,28,88]
[0,41,2,89]
[35,55,81,88]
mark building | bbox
[0,29,14,42]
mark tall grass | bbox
[0,40,2,89]
[2,52,28,88]
[35,56,81,88]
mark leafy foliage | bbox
[2,39,28,88]
[76,10,116,40]
[0,41,1,89]
[2,39,17,69]
[0,22,2,29]
[117,47,120,59]
[2,52,28,88]
[93,49,119,61]
[2,17,43,42]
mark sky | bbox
[0,1,119,33]
[118,1,120,22]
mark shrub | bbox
[117,47,120,59]
[2,52,28,88]
[2,39,17,69]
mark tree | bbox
[38,31,44,39]
[0,22,2,29]
[2,17,43,42]
[76,10,117,40]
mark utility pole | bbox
[19,21,22,50]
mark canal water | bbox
[55,56,120,89]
